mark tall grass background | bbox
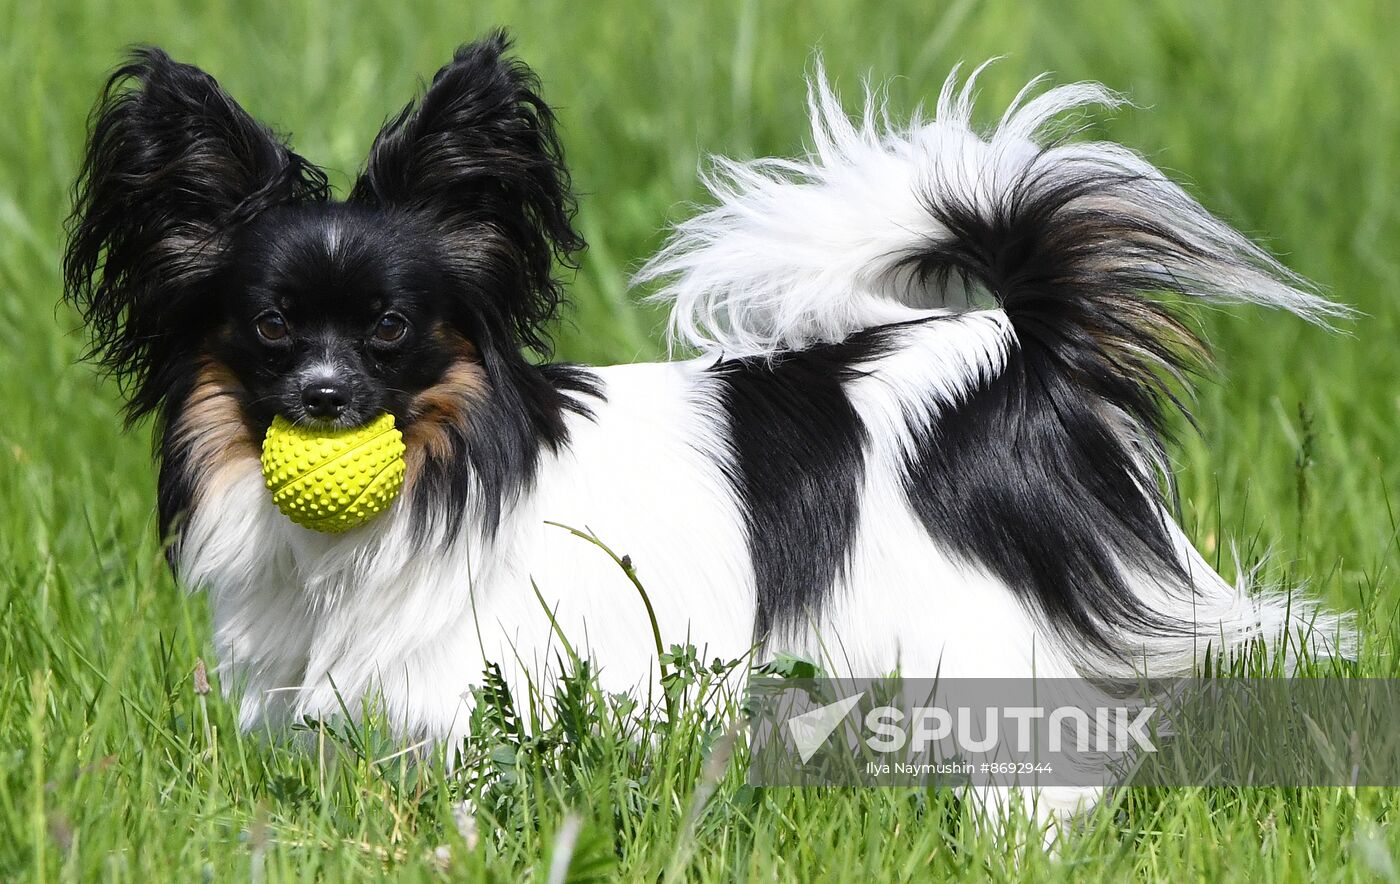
[1,0,1398,879]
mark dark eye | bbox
[255,312,288,343]
[372,312,408,344]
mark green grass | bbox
[3,0,1399,879]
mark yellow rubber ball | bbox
[260,412,406,533]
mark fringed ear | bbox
[63,47,329,421]
[350,30,583,355]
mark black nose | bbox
[301,383,350,419]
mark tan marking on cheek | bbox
[169,361,259,501]
[401,337,488,495]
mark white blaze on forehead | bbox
[322,217,342,260]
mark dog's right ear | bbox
[63,47,329,421]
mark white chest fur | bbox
[176,358,757,744]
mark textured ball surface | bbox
[260,413,406,533]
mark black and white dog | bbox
[65,33,1346,753]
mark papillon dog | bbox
[65,32,1348,762]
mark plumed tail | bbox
[639,63,1345,362]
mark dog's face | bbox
[64,31,582,439]
[214,206,459,429]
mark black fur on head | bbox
[64,31,583,424]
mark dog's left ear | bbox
[351,30,583,354]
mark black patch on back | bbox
[710,329,894,636]
[902,342,1191,656]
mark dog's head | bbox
[64,31,581,440]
